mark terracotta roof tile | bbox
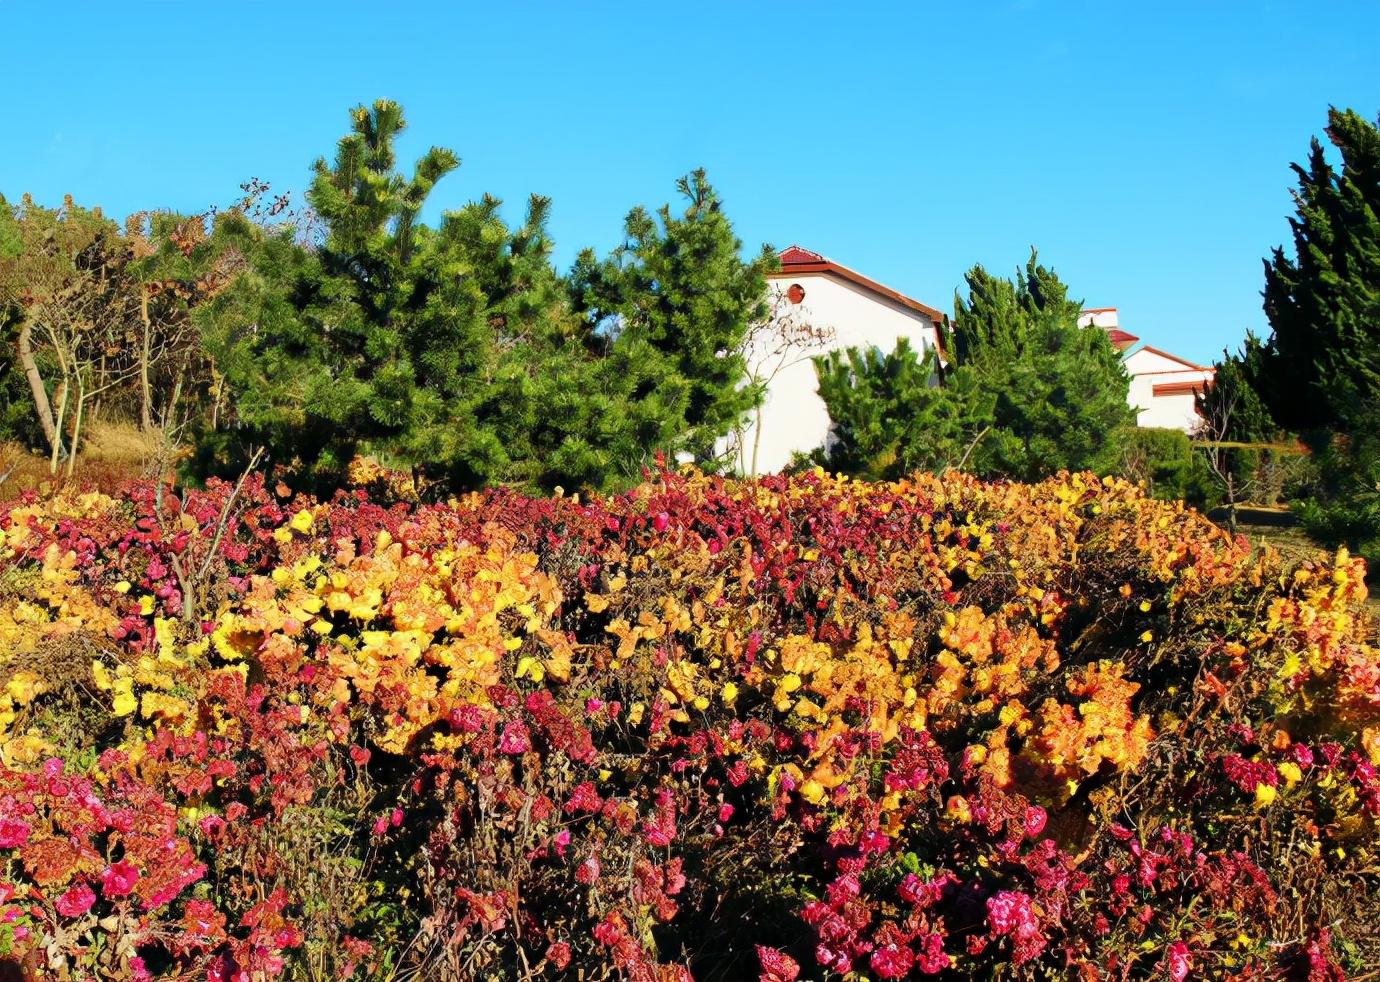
[778,245,828,265]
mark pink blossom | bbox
[55,882,96,917]
[1023,805,1047,838]
[199,815,227,839]
[869,943,915,979]
[183,898,222,935]
[915,932,950,974]
[498,720,531,754]
[546,941,572,969]
[986,890,1045,964]
[99,860,140,898]
[564,782,602,814]
[0,818,30,849]
[756,945,800,982]
[1165,941,1191,982]
[576,855,601,883]
[0,816,28,855]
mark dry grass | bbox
[0,422,182,497]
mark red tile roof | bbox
[1135,345,1210,371]
[778,245,827,265]
[1153,380,1210,397]
[1106,328,1139,351]
[772,245,945,323]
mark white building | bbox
[735,249,1213,476]
[1122,344,1215,432]
[1076,308,1214,432]
[732,246,945,475]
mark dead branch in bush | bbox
[156,446,264,624]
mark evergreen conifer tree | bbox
[1261,108,1380,435]
[949,252,1134,480]
[813,339,991,480]
[1257,107,1380,559]
[813,252,1132,482]
[199,99,506,489]
[570,170,776,465]
[199,103,774,495]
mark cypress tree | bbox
[1261,108,1380,435]
[1258,107,1380,559]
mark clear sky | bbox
[3,1,1377,363]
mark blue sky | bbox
[3,1,1377,363]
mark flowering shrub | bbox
[0,464,1376,979]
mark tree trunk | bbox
[164,367,185,432]
[209,363,223,432]
[139,288,154,430]
[49,380,68,475]
[66,378,87,478]
[750,411,765,478]
[16,321,57,452]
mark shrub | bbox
[1117,426,1216,507]
[0,464,1376,979]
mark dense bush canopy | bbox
[814,253,1134,482]
[0,465,1376,979]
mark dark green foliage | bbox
[1118,426,1216,507]
[1295,401,1380,562]
[198,103,769,495]
[0,225,36,443]
[811,338,991,480]
[1196,337,1298,508]
[1197,335,1279,444]
[569,170,776,464]
[1261,108,1380,435]
[1256,107,1380,561]
[816,252,1132,482]
[198,100,506,490]
[949,253,1134,481]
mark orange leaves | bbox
[1020,662,1154,801]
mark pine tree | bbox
[813,338,991,480]
[949,252,1134,481]
[813,252,1131,483]
[1258,107,1380,560]
[198,103,771,496]
[199,100,511,490]
[570,170,776,465]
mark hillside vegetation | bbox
[0,466,1376,979]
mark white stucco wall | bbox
[1134,390,1202,431]
[1123,348,1214,433]
[732,273,941,475]
[1078,309,1120,329]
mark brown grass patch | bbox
[0,423,184,497]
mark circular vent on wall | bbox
[786,283,806,304]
